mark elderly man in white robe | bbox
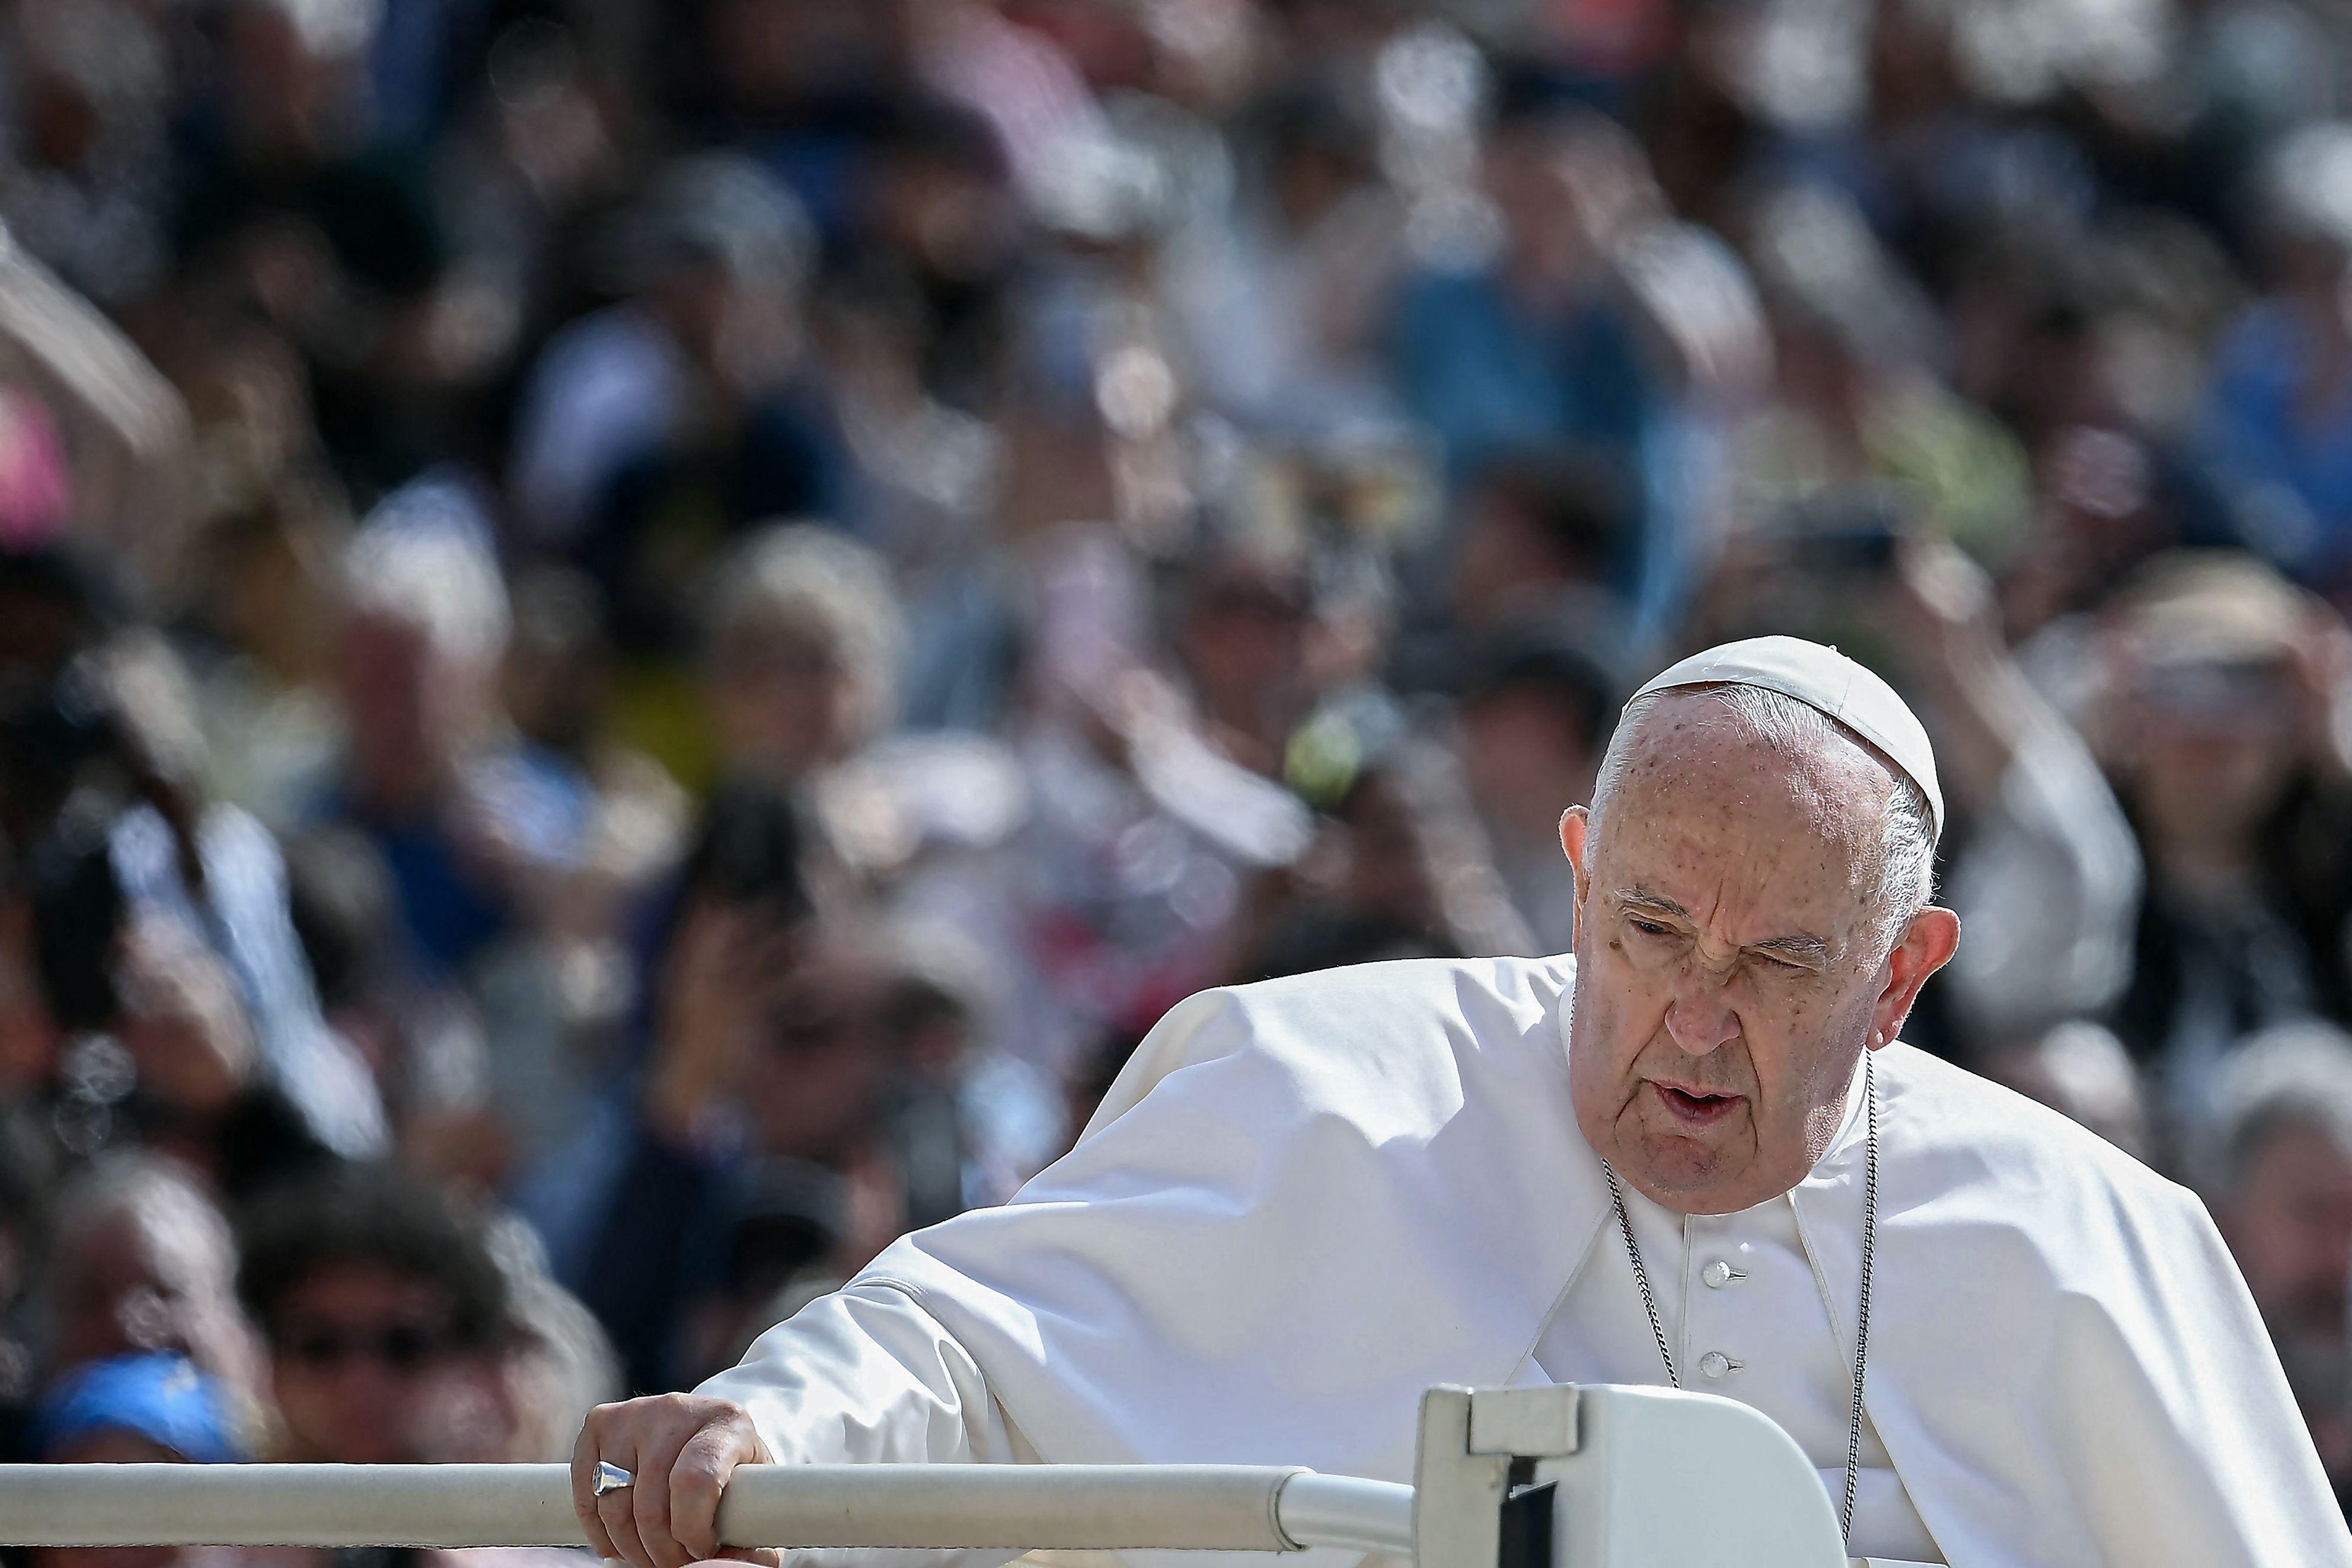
[570,637,2352,1567]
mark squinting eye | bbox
[1629,919,1674,938]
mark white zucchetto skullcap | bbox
[1629,635,1944,841]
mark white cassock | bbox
[698,954,2352,1567]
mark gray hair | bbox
[52,1152,237,1280]
[2200,1021,2352,1199]
[1590,683,1937,951]
[710,522,905,745]
[343,485,510,670]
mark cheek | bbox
[1744,985,1869,1113]
[1570,954,1664,1085]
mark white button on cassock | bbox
[1698,1350,1739,1379]
[1702,1259,1738,1288]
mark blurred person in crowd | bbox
[1441,449,1629,639]
[1945,229,2200,470]
[429,16,636,379]
[1979,1018,2154,1164]
[232,1173,601,1568]
[0,611,383,1170]
[569,922,912,1393]
[1453,630,1616,955]
[321,488,518,980]
[2002,424,2203,643]
[1159,79,1406,436]
[906,0,1112,221]
[1387,100,1659,480]
[0,0,176,311]
[508,767,814,1258]
[875,919,1061,1223]
[277,828,474,1163]
[1385,101,1688,605]
[1007,518,1313,1075]
[1172,541,1321,781]
[512,155,841,676]
[1939,222,2248,641]
[1729,183,2032,568]
[24,1352,245,1568]
[177,469,351,831]
[168,0,495,498]
[1251,694,1527,977]
[1388,448,1635,700]
[703,524,902,812]
[39,1156,260,1414]
[235,1168,518,1464]
[2201,1023,2352,1508]
[324,497,689,1189]
[812,262,1016,732]
[103,633,381,1165]
[464,568,688,1181]
[2088,553,2352,1131]
[2203,124,2352,600]
[661,0,910,237]
[847,84,1027,411]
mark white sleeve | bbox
[697,1280,1033,1465]
[692,1279,1035,1568]
[2056,1186,2352,1567]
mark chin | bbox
[1625,1128,1732,1196]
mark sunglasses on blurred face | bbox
[279,1320,448,1372]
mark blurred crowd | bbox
[10,0,2352,1543]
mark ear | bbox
[1868,905,1961,1049]
[1559,806,1592,919]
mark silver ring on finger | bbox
[593,1462,636,1499]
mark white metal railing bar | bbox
[0,1463,1418,1556]
[1268,1474,1415,1554]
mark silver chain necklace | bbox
[1599,1052,1879,1544]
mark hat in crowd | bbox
[2110,551,2306,668]
[30,1353,245,1463]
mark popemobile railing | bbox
[0,1385,1933,1568]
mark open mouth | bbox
[1650,1082,1744,1128]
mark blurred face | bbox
[1177,571,1310,734]
[267,1263,462,1464]
[51,1208,237,1378]
[340,612,475,810]
[743,957,887,1163]
[2225,1118,2352,1342]
[2120,657,2299,848]
[1562,697,1957,1213]
[1461,685,1602,842]
[1484,134,1594,285]
[1336,775,1441,925]
[709,620,856,784]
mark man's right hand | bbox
[571,1394,777,1568]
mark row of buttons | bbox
[1700,1257,1745,1378]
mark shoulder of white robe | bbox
[1799,1045,2352,1566]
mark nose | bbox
[1662,969,1740,1057]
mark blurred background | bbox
[6,0,2352,1546]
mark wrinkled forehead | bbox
[1594,694,1893,928]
